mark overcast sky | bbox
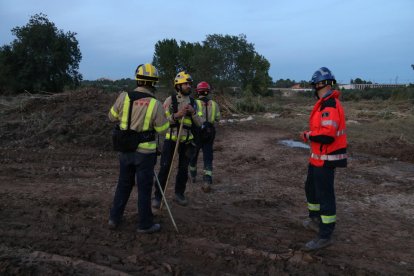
[1,0,413,83]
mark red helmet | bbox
[196,81,211,96]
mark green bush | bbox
[235,89,265,113]
[341,87,414,102]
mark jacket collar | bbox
[321,89,340,100]
[134,86,155,97]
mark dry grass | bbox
[241,94,414,162]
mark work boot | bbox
[174,193,188,206]
[151,198,161,209]
[202,183,211,193]
[203,174,213,184]
[303,217,320,233]
[108,219,118,230]
[303,237,333,251]
[190,170,197,183]
[136,223,161,234]
[201,175,212,193]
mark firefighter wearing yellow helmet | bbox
[108,63,169,234]
[135,63,159,86]
[152,71,202,208]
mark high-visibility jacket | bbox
[307,90,347,167]
[195,96,221,125]
[108,87,169,154]
[163,93,202,142]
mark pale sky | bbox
[1,0,413,83]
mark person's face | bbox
[314,82,325,90]
[180,82,192,94]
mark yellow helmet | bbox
[135,63,159,85]
[174,71,193,86]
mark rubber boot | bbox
[303,237,333,251]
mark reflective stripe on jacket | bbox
[307,90,347,167]
[163,94,202,142]
[108,87,169,154]
[195,97,221,124]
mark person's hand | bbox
[186,104,195,115]
[302,131,311,143]
[174,106,187,119]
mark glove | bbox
[302,131,311,143]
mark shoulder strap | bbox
[126,91,155,130]
[171,94,178,114]
[200,97,210,122]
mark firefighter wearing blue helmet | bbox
[301,66,348,251]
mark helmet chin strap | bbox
[315,84,327,99]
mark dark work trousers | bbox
[110,152,156,230]
[155,139,191,199]
[305,164,336,239]
[189,141,213,176]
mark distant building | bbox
[338,83,408,90]
[96,77,114,82]
[268,85,312,97]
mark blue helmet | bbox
[310,67,336,85]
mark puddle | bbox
[279,139,310,149]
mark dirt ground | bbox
[0,89,413,275]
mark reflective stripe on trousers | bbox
[307,202,320,211]
[321,215,336,224]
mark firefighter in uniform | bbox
[152,71,202,208]
[189,81,221,193]
[301,67,347,250]
[108,63,169,234]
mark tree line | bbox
[0,14,382,95]
[0,14,274,96]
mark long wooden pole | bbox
[160,117,184,210]
[154,170,179,233]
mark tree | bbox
[274,78,296,88]
[152,39,180,86]
[248,54,272,95]
[0,14,82,94]
[203,34,272,93]
[352,78,372,84]
[152,34,272,95]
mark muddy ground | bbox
[0,89,413,275]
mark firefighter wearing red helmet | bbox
[301,67,347,251]
[189,81,221,192]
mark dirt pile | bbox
[0,89,238,152]
[0,89,119,150]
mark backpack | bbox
[112,91,156,152]
[198,97,216,144]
